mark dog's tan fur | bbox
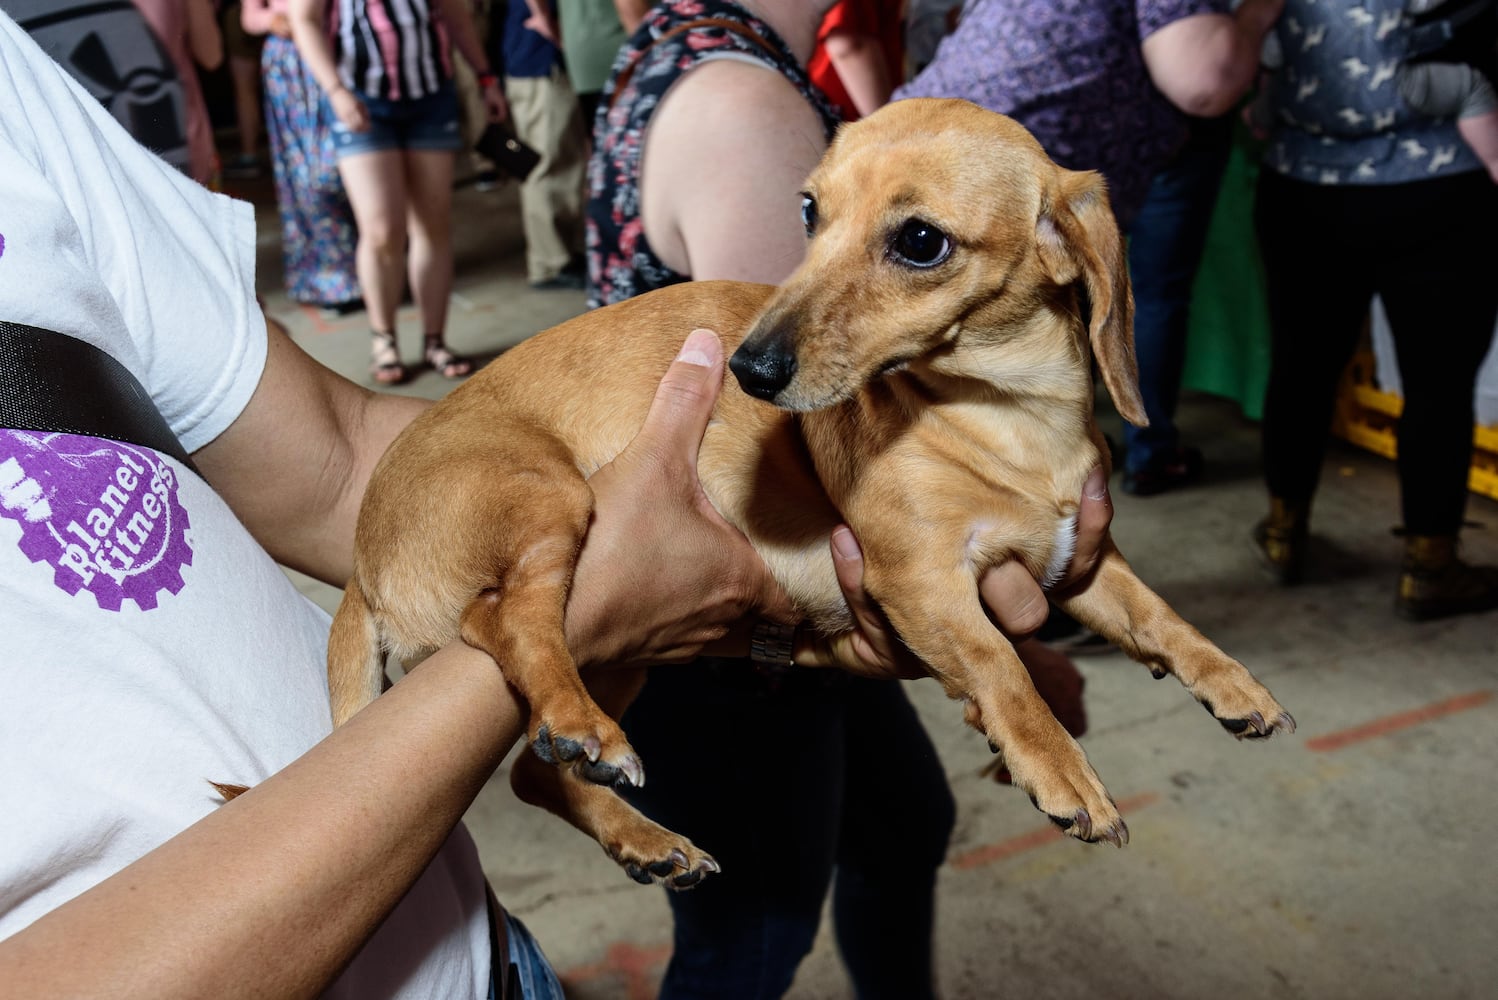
[329,99,1292,886]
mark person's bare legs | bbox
[339,150,410,382]
[405,148,470,377]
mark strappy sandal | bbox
[370,330,407,385]
[424,333,473,379]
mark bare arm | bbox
[0,639,524,1000]
[286,0,372,129]
[286,0,338,93]
[186,0,224,70]
[643,60,829,284]
[194,315,428,587]
[613,0,650,34]
[523,0,562,45]
[434,0,508,121]
[1141,0,1283,118]
[823,28,895,117]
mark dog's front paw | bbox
[993,732,1128,846]
[531,717,644,788]
[1170,656,1296,742]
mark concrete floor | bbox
[231,171,1498,1000]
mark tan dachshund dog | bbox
[328,99,1294,888]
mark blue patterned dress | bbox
[261,34,360,307]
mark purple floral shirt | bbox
[895,0,1229,229]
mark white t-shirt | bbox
[0,12,491,997]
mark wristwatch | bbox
[748,620,796,672]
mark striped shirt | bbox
[329,0,453,101]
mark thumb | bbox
[632,328,724,466]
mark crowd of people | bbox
[2,1,1495,998]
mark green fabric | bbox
[557,0,629,95]
[1180,125,1272,420]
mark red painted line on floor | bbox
[950,791,1161,871]
[561,940,670,1000]
[1304,690,1493,753]
[298,302,334,334]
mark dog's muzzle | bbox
[729,343,798,401]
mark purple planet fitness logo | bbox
[0,431,193,611]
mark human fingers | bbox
[820,523,922,679]
[976,466,1111,634]
[977,561,1050,638]
[486,89,509,124]
[565,331,793,669]
[620,328,723,473]
[1058,465,1111,591]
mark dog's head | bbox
[729,98,1147,427]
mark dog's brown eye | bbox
[892,219,951,267]
[800,195,818,236]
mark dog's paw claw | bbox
[1049,808,1089,838]
[1219,708,1297,741]
[669,856,721,891]
[1101,818,1129,847]
[618,755,645,788]
[575,753,645,788]
[533,725,587,763]
[1219,715,1251,735]
[621,850,719,890]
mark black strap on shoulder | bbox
[0,319,201,476]
[607,17,777,111]
[1407,0,1497,66]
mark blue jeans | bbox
[620,663,955,1000]
[491,909,565,1000]
[1123,115,1233,474]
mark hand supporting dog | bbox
[564,329,799,671]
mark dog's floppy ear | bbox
[1033,169,1148,427]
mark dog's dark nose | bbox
[729,344,798,401]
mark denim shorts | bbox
[331,82,464,158]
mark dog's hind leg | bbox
[456,469,644,788]
[1055,542,1296,739]
[510,667,719,888]
[511,752,720,888]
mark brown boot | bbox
[1395,534,1498,621]
[1252,497,1309,585]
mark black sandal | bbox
[370,330,406,385]
[424,334,473,379]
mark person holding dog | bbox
[0,9,1120,995]
[585,2,1110,996]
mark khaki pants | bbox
[505,67,588,283]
